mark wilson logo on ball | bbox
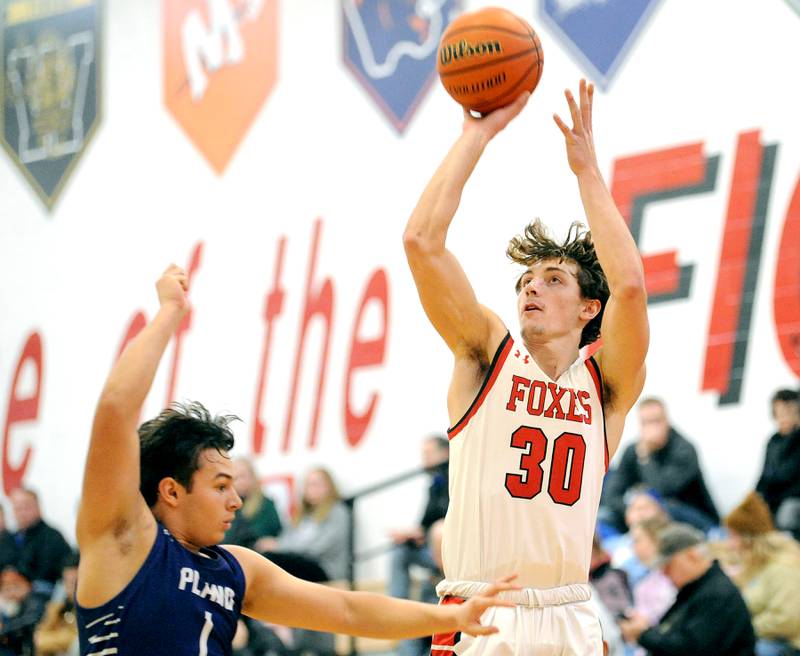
[436,7,543,114]
[439,39,503,66]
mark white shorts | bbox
[431,581,603,656]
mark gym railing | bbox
[340,462,446,656]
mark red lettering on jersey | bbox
[547,432,586,506]
[527,380,547,416]
[544,383,567,420]
[577,390,592,426]
[505,426,548,500]
[506,375,530,411]
[565,389,583,423]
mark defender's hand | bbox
[156,264,189,313]
[553,79,600,177]
[449,575,519,637]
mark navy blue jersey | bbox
[76,524,246,655]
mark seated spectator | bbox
[33,551,79,656]
[258,467,350,656]
[259,467,349,582]
[8,488,71,596]
[0,566,48,656]
[387,435,449,656]
[619,523,755,656]
[606,486,670,586]
[756,389,800,541]
[0,509,17,572]
[629,516,675,627]
[225,457,282,551]
[725,491,800,656]
[600,398,719,534]
[590,534,632,618]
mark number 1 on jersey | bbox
[199,611,213,656]
[505,426,586,506]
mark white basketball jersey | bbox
[441,332,608,590]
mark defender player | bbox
[403,80,649,654]
[74,265,518,655]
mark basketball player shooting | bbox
[74,265,520,655]
[403,80,649,654]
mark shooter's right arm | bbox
[76,266,188,544]
[402,93,530,357]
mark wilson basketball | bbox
[437,7,543,114]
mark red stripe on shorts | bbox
[430,596,464,652]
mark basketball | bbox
[436,7,544,114]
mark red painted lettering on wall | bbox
[611,142,718,302]
[165,242,204,406]
[703,131,775,404]
[252,237,287,454]
[774,172,800,377]
[344,268,389,448]
[283,220,333,452]
[3,333,42,494]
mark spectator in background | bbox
[9,488,71,596]
[628,515,675,628]
[605,486,671,587]
[600,398,719,534]
[590,534,632,619]
[258,467,350,655]
[725,491,800,656]
[259,467,349,582]
[0,509,17,572]
[33,551,79,656]
[0,566,47,656]
[619,523,755,656]
[756,389,800,540]
[388,435,449,656]
[388,435,449,599]
[225,457,282,551]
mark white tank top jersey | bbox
[441,331,608,591]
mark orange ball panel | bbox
[437,7,543,114]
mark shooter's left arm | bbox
[555,80,649,455]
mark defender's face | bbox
[516,259,588,344]
[183,449,242,546]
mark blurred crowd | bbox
[4,387,798,656]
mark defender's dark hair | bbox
[507,219,609,347]
[139,401,238,507]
